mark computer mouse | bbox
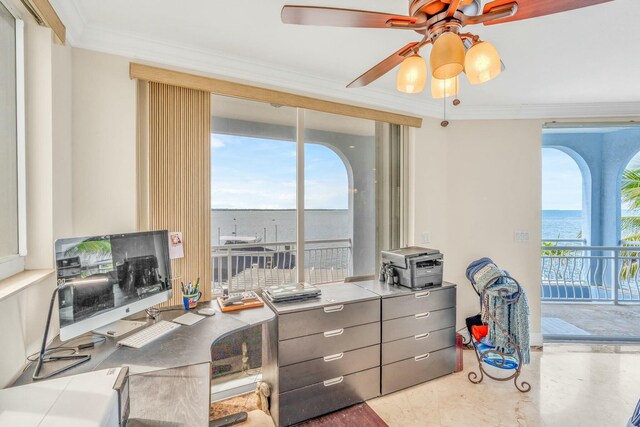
[198,308,216,316]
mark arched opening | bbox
[620,151,640,243]
[542,147,589,244]
[303,142,352,240]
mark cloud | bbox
[211,136,225,149]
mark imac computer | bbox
[55,230,173,341]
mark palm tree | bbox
[621,169,640,241]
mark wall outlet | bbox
[421,232,431,244]
[514,231,530,242]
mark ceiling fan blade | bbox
[347,42,419,88]
[446,0,465,17]
[282,5,417,28]
[483,0,613,25]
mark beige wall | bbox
[71,49,137,236]
[410,118,543,343]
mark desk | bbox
[11,301,275,427]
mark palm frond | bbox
[622,216,640,236]
[622,169,640,211]
[64,240,112,259]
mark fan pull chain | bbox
[441,83,449,127]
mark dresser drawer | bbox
[279,322,379,366]
[279,367,380,426]
[280,344,380,393]
[381,346,455,395]
[382,307,455,343]
[382,287,455,321]
[278,299,380,340]
[382,327,455,365]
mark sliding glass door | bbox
[210,95,297,291]
[210,95,402,292]
[303,109,377,284]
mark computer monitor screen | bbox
[55,230,172,340]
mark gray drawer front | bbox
[279,344,380,393]
[382,307,455,343]
[279,367,380,426]
[279,299,380,340]
[381,346,455,395]
[279,322,380,366]
[382,287,455,321]
[382,327,455,365]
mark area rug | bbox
[210,392,259,420]
[295,403,388,427]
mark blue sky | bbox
[542,148,583,210]
[214,139,637,212]
[211,134,348,209]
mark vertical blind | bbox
[142,82,212,305]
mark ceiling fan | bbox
[281,0,613,98]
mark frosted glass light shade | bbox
[396,54,427,94]
[430,32,465,80]
[431,76,459,99]
[465,41,501,84]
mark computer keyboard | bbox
[118,320,180,349]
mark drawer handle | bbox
[414,353,430,362]
[323,352,344,362]
[415,291,431,299]
[323,376,344,387]
[324,305,344,313]
[323,328,344,338]
[414,332,430,340]
[415,312,430,320]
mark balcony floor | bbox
[542,302,640,339]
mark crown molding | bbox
[51,0,640,121]
[444,101,640,120]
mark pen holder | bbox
[183,292,202,310]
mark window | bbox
[0,0,25,281]
[210,95,403,291]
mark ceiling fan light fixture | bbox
[431,75,459,99]
[430,32,465,80]
[396,53,427,94]
[464,41,502,84]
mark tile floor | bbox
[542,303,640,337]
[243,344,640,427]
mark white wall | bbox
[410,118,543,342]
[71,49,137,236]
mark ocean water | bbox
[212,209,587,244]
[211,209,350,245]
[542,210,582,240]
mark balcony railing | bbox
[541,245,640,303]
[211,239,352,292]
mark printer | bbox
[0,368,129,427]
[380,247,443,289]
